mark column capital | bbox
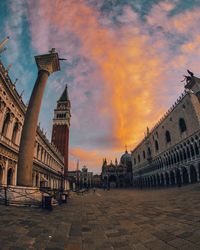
[35,50,60,75]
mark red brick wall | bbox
[51,124,69,174]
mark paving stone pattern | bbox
[1,184,200,249]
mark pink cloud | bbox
[25,1,200,172]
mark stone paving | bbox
[1,184,200,250]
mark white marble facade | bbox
[0,60,67,190]
[132,79,200,188]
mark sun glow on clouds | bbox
[5,0,200,172]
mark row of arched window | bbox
[57,113,66,119]
[1,112,20,145]
[35,143,60,170]
[0,165,14,185]
[134,133,200,176]
[133,118,187,165]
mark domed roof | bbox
[120,150,131,165]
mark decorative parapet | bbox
[0,61,26,113]
[132,89,190,153]
[133,127,200,175]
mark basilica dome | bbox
[120,150,132,165]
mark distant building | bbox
[92,174,101,187]
[132,72,200,188]
[68,166,93,189]
[67,170,81,190]
[80,166,93,188]
[101,151,133,188]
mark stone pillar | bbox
[13,163,17,185]
[197,167,200,182]
[163,175,166,186]
[188,169,191,183]
[17,50,60,187]
[5,159,8,185]
[15,123,22,146]
[174,171,177,185]
[0,101,6,131]
[180,171,184,184]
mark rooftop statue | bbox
[181,69,195,89]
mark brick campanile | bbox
[51,85,71,175]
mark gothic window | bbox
[195,142,199,155]
[143,151,146,159]
[186,147,190,159]
[173,153,176,163]
[147,147,151,157]
[134,158,136,165]
[155,140,159,151]
[190,144,195,157]
[183,148,187,160]
[180,151,183,161]
[179,118,187,133]
[176,151,180,162]
[138,155,140,162]
[2,113,10,137]
[11,122,19,144]
[165,130,171,143]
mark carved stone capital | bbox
[35,51,60,75]
[0,101,5,112]
[10,113,14,122]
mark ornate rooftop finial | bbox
[125,144,128,153]
[14,78,18,85]
[76,159,79,171]
[0,36,9,54]
[20,90,24,98]
[4,64,12,76]
[49,48,56,54]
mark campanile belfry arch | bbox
[17,49,61,187]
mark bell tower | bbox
[51,85,71,175]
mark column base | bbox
[0,185,43,207]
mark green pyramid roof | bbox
[58,85,69,102]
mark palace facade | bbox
[0,59,70,190]
[132,73,200,188]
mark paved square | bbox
[1,184,200,249]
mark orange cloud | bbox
[69,147,102,172]
[27,1,200,171]
[44,1,166,147]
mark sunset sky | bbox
[0,0,200,173]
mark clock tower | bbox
[51,85,71,175]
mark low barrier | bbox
[0,185,70,208]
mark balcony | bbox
[0,134,19,151]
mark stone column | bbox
[17,50,60,187]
